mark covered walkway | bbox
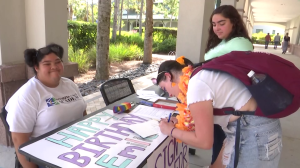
[1,49,299,168]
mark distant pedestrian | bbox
[274,33,280,49]
[282,33,290,54]
[265,33,271,49]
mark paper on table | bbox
[136,90,156,96]
[128,120,160,138]
[130,105,174,120]
[148,97,166,102]
[167,97,178,101]
[138,94,160,100]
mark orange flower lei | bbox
[175,65,195,132]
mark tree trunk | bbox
[92,0,94,23]
[139,0,144,36]
[86,0,89,22]
[143,0,153,64]
[95,0,111,80]
[112,0,119,41]
[119,0,124,36]
[69,5,74,20]
[127,0,129,31]
[169,15,173,27]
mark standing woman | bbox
[157,57,282,168]
[204,5,253,168]
[282,33,290,54]
[6,43,87,168]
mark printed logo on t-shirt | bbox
[46,98,60,107]
[46,93,80,107]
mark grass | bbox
[68,47,90,73]
[109,43,143,62]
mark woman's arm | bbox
[12,132,38,168]
[159,100,214,149]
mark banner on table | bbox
[20,110,167,168]
[147,137,189,168]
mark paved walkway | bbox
[84,54,175,114]
[1,50,300,168]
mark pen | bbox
[168,113,172,122]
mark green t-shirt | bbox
[204,37,253,61]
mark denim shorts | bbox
[225,115,282,168]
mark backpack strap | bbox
[226,111,254,168]
[191,63,258,168]
[234,118,241,168]
[190,66,203,78]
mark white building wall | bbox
[285,15,300,45]
[252,25,284,35]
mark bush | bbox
[133,27,177,42]
[252,32,284,44]
[68,47,90,73]
[114,33,144,49]
[68,21,97,51]
[153,37,176,53]
[109,43,143,62]
[67,21,178,64]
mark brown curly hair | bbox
[205,5,252,53]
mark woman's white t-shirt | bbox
[187,70,252,128]
[6,77,87,138]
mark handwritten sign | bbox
[147,137,189,168]
[20,110,167,168]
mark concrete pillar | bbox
[236,0,245,17]
[221,0,236,7]
[0,0,78,146]
[176,0,214,63]
[25,0,68,63]
[0,0,27,65]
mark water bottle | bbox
[247,70,266,84]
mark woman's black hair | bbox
[24,43,64,75]
[156,57,193,85]
[205,5,252,53]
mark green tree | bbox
[139,0,144,36]
[95,0,111,80]
[112,0,120,41]
[157,0,179,27]
[119,0,124,35]
[68,0,82,20]
[143,0,153,64]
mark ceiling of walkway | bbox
[251,0,300,23]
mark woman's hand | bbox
[170,116,178,124]
[159,118,175,136]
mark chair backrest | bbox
[100,78,135,105]
[0,106,22,168]
[0,106,10,136]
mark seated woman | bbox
[6,43,87,168]
[156,57,282,168]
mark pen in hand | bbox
[168,113,172,123]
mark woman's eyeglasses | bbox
[36,46,61,57]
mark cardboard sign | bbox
[147,137,189,168]
[19,110,167,168]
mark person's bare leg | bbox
[210,144,226,168]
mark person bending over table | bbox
[204,5,254,168]
[6,43,87,168]
[156,57,282,168]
